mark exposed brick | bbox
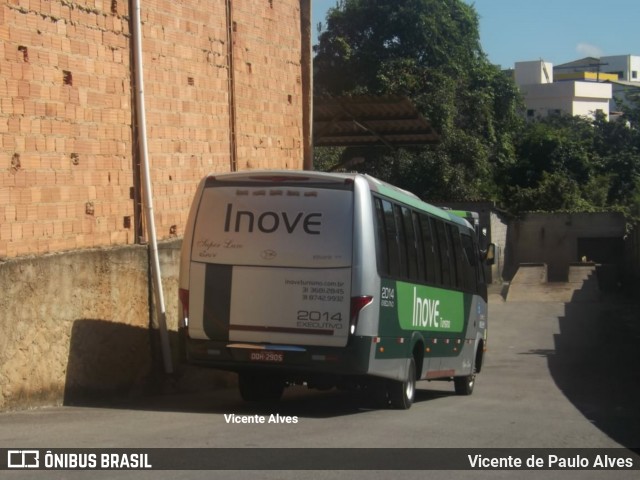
[0,0,304,259]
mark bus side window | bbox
[381,200,402,278]
[401,206,418,281]
[472,233,486,287]
[412,212,426,282]
[434,220,453,288]
[374,197,390,276]
[393,204,409,279]
[449,225,466,291]
[425,216,442,286]
[460,232,478,293]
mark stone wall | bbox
[0,240,197,410]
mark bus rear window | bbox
[191,185,353,268]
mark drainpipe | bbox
[300,0,313,170]
[131,0,173,374]
[225,0,238,171]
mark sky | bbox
[312,0,640,69]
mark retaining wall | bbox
[0,240,186,410]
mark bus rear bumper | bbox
[184,335,372,379]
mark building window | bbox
[632,71,638,79]
[527,109,535,117]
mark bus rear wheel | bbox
[454,365,476,396]
[389,358,416,410]
[238,372,285,402]
[454,373,475,395]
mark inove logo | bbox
[411,286,441,328]
[224,203,322,235]
[7,450,39,468]
[396,281,465,333]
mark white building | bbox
[514,60,612,120]
[554,55,640,113]
[555,55,639,82]
[602,55,639,81]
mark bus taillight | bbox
[350,295,373,334]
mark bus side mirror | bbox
[484,243,495,266]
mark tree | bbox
[503,112,640,218]
[313,0,523,202]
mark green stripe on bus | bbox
[374,182,467,226]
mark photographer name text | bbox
[224,414,299,424]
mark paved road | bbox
[1,296,639,479]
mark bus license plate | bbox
[249,351,284,363]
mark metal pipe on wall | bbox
[131,0,173,374]
[225,0,238,172]
[300,0,313,170]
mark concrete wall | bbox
[0,244,148,409]
[515,60,553,85]
[504,212,627,282]
[489,210,508,282]
[520,81,611,120]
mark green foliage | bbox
[312,146,344,172]
[508,171,592,213]
[502,113,640,219]
[313,0,523,204]
[315,0,485,97]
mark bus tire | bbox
[389,358,416,410]
[454,368,476,396]
[238,372,285,402]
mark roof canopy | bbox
[313,95,440,148]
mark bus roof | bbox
[363,175,468,226]
[205,169,356,185]
[204,170,468,227]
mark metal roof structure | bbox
[313,95,440,148]
[606,79,640,88]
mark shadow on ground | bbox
[526,288,640,447]
[114,382,454,419]
[63,319,154,406]
[63,319,455,418]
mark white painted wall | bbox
[601,55,640,82]
[519,73,612,120]
[515,60,553,86]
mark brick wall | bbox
[231,0,303,172]
[0,0,305,258]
